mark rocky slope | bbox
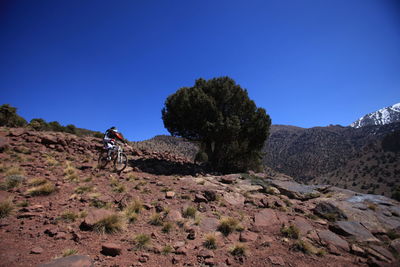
[0,127,400,266]
[351,103,400,128]
[262,123,400,197]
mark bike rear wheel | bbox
[98,151,109,169]
[114,153,127,172]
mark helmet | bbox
[110,126,118,132]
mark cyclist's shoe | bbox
[107,156,111,161]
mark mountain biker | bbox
[103,126,127,160]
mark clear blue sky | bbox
[1,0,399,141]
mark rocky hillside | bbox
[263,123,400,197]
[0,127,400,266]
[351,103,400,128]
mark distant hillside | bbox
[263,123,400,197]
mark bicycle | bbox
[98,142,128,172]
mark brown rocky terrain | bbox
[1,127,400,267]
[263,123,400,197]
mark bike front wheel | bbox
[114,153,127,172]
[98,151,109,169]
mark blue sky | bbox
[1,0,400,141]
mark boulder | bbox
[165,209,183,222]
[317,230,349,251]
[330,221,380,243]
[268,180,320,200]
[312,202,347,221]
[166,191,175,198]
[30,247,44,254]
[219,174,239,184]
[41,134,58,145]
[268,256,285,266]
[292,217,314,236]
[194,194,208,203]
[101,243,122,256]
[239,231,258,242]
[38,255,93,267]
[79,209,114,231]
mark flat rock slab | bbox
[239,231,258,242]
[317,230,349,251]
[330,221,380,243]
[292,217,314,236]
[223,192,245,206]
[199,217,219,232]
[254,209,281,228]
[269,180,320,200]
[38,255,93,267]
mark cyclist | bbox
[103,126,127,160]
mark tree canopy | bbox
[0,104,27,127]
[162,77,271,173]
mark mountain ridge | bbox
[350,103,400,128]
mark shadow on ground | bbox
[129,158,207,176]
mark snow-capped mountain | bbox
[350,103,400,128]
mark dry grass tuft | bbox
[229,243,247,256]
[27,182,55,196]
[149,213,163,226]
[218,217,241,236]
[203,233,217,249]
[0,199,14,218]
[93,213,125,234]
[28,177,47,186]
[62,248,78,257]
[281,225,300,239]
[132,234,151,250]
[183,206,197,218]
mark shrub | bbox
[74,185,93,194]
[0,199,14,218]
[27,182,55,196]
[162,245,173,255]
[203,233,217,249]
[93,213,125,234]
[28,177,47,186]
[387,229,400,240]
[149,213,163,226]
[62,248,78,257]
[5,166,24,176]
[292,239,323,255]
[2,175,25,189]
[281,225,300,239]
[229,243,247,256]
[218,217,241,236]
[133,234,151,249]
[60,210,79,222]
[162,222,173,233]
[183,206,197,218]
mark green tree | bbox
[65,124,77,134]
[29,118,49,131]
[48,121,65,132]
[0,104,27,127]
[162,77,271,173]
